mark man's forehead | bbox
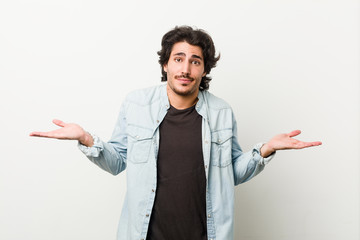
[171,41,203,58]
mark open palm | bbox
[261,130,322,157]
[30,119,92,146]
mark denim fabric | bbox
[79,84,274,240]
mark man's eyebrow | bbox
[191,54,203,60]
[174,52,186,57]
[173,52,203,60]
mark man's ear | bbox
[163,64,168,73]
[202,72,206,77]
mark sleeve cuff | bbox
[252,142,276,165]
[77,133,104,157]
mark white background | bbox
[0,0,359,239]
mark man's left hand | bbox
[260,130,322,158]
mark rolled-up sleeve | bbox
[231,113,275,185]
[77,101,128,176]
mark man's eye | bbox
[192,60,200,65]
[175,58,181,62]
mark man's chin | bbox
[173,87,196,97]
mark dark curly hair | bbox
[157,26,220,91]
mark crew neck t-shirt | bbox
[146,104,207,240]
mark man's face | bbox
[164,41,206,98]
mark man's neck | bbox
[166,85,199,110]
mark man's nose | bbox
[181,60,191,74]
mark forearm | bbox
[233,142,276,185]
[78,134,127,175]
[233,150,265,185]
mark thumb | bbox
[52,119,66,127]
[288,130,301,138]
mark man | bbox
[30,26,321,240]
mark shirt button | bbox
[205,141,208,144]
[208,214,211,218]
[156,120,159,123]
[152,189,155,192]
[205,165,207,169]
[146,214,149,217]
[217,139,221,143]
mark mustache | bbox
[174,74,194,81]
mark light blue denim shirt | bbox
[79,84,274,240]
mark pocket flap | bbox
[211,129,232,144]
[127,125,154,140]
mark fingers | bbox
[29,132,39,137]
[29,131,53,138]
[308,141,322,147]
[52,119,66,127]
[29,119,66,138]
[287,130,322,148]
[295,140,322,149]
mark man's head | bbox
[158,26,220,91]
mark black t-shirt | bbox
[146,105,207,240]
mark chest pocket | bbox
[127,125,154,163]
[210,129,232,167]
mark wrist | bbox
[260,143,275,158]
[79,132,94,147]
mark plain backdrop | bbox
[0,0,359,239]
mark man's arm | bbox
[30,117,127,175]
[231,106,321,185]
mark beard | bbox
[169,84,195,96]
[168,74,201,97]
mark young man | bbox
[30,26,321,240]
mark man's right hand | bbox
[30,119,94,147]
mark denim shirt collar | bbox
[159,84,170,110]
[195,90,208,121]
